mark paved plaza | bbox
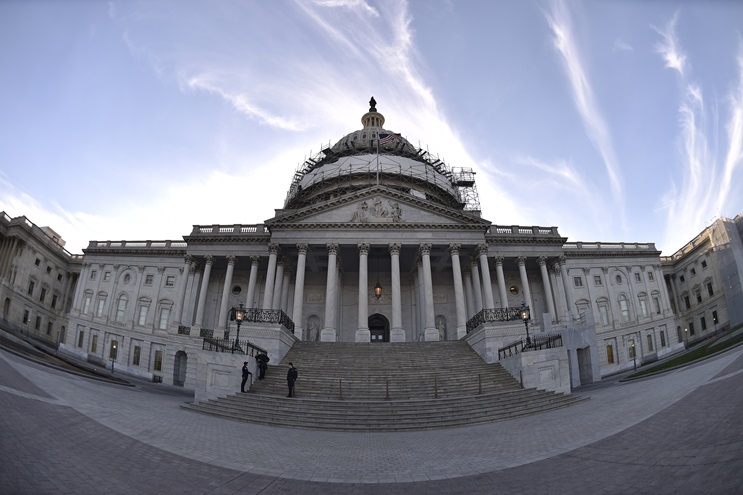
[1,346,742,495]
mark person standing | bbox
[286,362,298,397]
[256,352,270,380]
[241,361,252,393]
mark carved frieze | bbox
[350,196,403,224]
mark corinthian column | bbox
[420,243,437,341]
[538,256,556,322]
[245,255,260,309]
[271,257,285,310]
[261,244,280,309]
[389,243,404,342]
[194,255,214,328]
[477,243,495,309]
[470,258,483,312]
[292,244,308,339]
[559,256,575,319]
[356,243,370,342]
[321,243,339,341]
[495,256,508,309]
[217,255,237,334]
[449,243,467,339]
[517,256,533,310]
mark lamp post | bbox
[684,327,688,349]
[631,341,636,371]
[229,303,246,353]
[111,341,118,374]
[520,303,531,348]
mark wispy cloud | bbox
[657,18,743,252]
[652,12,687,76]
[613,39,633,53]
[545,0,626,229]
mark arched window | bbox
[618,294,630,322]
[116,294,128,322]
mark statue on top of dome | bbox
[369,96,377,112]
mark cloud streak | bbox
[545,0,626,230]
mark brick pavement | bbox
[1,347,742,494]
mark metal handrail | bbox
[466,307,523,333]
[202,337,266,356]
[498,333,563,360]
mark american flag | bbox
[378,133,401,145]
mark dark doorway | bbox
[173,350,187,387]
[368,313,389,342]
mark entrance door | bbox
[368,314,389,342]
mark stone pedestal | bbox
[355,329,371,342]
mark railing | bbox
[466,307,523,333]
[177,325,191,335]
[244,309,295,333]
[498,333,564,360]
[202,337,266,356]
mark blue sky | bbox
[1,0,742,255]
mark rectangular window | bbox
[132,346,141,366]
[96,299,105,317]
[593,275,602,286]
[116,298,126,322]
[696,292,702,304]
[680,275,685,283]
[606,344,614,364]
[690,268,696,276]
[103,272,111,281]
[77,331,84,348]
[46,321,52,335]
[639,299,648,317]
[707,283,714,297]
[165,275,175,287]
[22,310,29,324]
[91,334,98,353]
[39,288,46,303]
[83,296,91,315]
[628,339,636,359]
[647,334,654,352]
[57,273,63,282]
[138,306,148,326]
[109,340,119,360]
[158,307,170,330]
[27,281,35,295]
[51,294,58,309]
[145,274,154,286]
[635,273,642,282]
[701,317,707,331]
[35,316,41,330]
[684,296,690,310]
[154,350,163,372]
[689,322,695,336]
[702,260,708,269]
[713,311,719,324]
[620,298,630,322]
[653,297,661,314]
[35,258,40,266]
[90,270,97,280]
[46,266,52,274]
[660,331,666,347]
[648,271,654,281]
[573,276,583,287]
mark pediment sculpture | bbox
[351,196,403,223]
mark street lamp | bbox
[684,327,688,349]
[229,303,247,353]
[111,341,118,374]
[631,341,636,371]
[520,303,531,348]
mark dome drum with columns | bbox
[53,97,691,396]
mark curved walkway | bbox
[1,346,742,494]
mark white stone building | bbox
[3,99,741,392]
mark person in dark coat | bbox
[286,362,298,397]
[256,352,270,380]
[241,361,252,393]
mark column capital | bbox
[277,256,286,267]
[357,243,370,255]
[204,254,214,265]
[469,257,479,268]
[582,267,591,276]
[476,243,489,256]
[184,254,193,264]
[558,255,567,265]
[268,243,280,255]
[138,265,145,272]
[226,255,236,265]
[494,256,504,265]
[388,243,401,256]
[448,243,461,255]
[326,243,339,255]
[419,243,432,256]
[250,255,261,265]
[296,243,309,255]
[516,256,527,266]
[538,255,548,266]
[552,263,560,274]
[157,266,165,273]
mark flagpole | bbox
[376,137,380,185]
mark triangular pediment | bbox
[266,187,490,228]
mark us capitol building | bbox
[2,98,742,397]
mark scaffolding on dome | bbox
[284,145,481,212]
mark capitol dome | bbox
[283,97,479,213]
